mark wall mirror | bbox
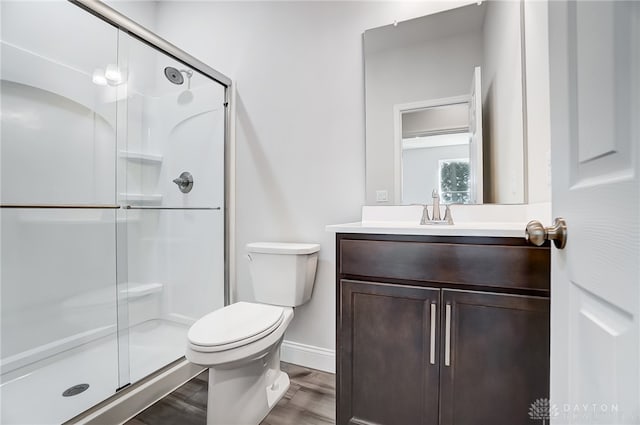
[364,1,526,205]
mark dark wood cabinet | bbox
[439,289,549,425]
[340,280,440,425]
[336,234,550,425]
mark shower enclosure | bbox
[0,1,230,423]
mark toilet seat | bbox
[188,302,284,353]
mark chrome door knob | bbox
[525,217,567,249]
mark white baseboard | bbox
[280,340,335,373]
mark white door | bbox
[468,66,483,204]
[549,1,639,424]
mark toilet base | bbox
[206,344,290,425]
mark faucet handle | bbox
[420,204,430,224]
[411,203,431,224]
[443,205,454,225]
[432,189,439,199]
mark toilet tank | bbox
[246,242,320,307]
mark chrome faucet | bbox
[431,190,441,221]
[416,189,454,225]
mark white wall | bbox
[104,0,159,33]
[524,0,552,203]
[151,1,471,367]
[481,0,525,204]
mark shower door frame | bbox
[69,0,232,311]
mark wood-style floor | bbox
[125,363,335,425]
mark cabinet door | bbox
[439,289,549,425]
[339,279,440,425]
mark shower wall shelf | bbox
[119,150,163,164]
[118,193,163,204]
[122,282,163,298]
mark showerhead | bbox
[164,67,184,85]
[164,67,195,88]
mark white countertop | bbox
[326,221,526,237]
[325,203,551,238]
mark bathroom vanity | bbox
[332,226,550,425]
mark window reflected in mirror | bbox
[398,66,482,205]
[401,105,473,204]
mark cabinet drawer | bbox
[338,238,549,292]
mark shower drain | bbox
[62,383,90,397]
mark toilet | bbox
[185,242,320,425]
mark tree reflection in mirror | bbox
[439,159,470,204]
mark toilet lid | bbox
[188,302,284,347]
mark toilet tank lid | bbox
[247,242,320,255]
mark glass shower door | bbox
[116,32,226,385]
[0,2,121,423]
[0,3,228,423]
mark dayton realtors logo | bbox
[529,398,559,424]
[529,399,622,423]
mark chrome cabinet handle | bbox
[444,303,452,367]
[430,303,436,365]
[525,217,567,249]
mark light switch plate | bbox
[376,190,388,202]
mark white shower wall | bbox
[119,34,226,352]
[0,2,120,375]
[124,210,224,324]
[0,209,117,363]
[121,82,226,331]
[0,0,118,205]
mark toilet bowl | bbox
[185,242,320,425]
